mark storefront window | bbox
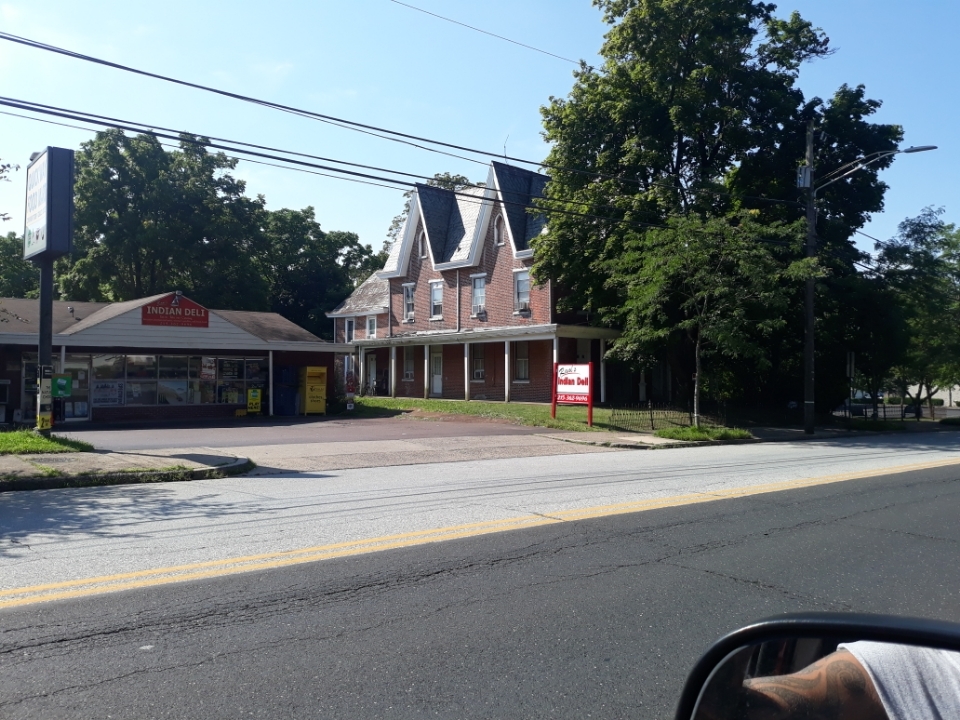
[217,381,244,404]
[245,359,267,382]
[158,379,189,404]
[159,356,189,379]
[218,358,243,381]
[126,355,157,379]
[93,355,125,379]
[126,381,158,405]
[189,379,216,404]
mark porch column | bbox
[552,336,558,365]
[359,346,366,394]
[600,338,607,404]
[268,350,274,416]
[464,343,470,401]
[390,346,397,398]
[423,344,430,399]
[504,339,511,403]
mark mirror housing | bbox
[675,612,960,720]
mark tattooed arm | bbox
[741,649,888,720]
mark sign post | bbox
[24,147,74,434]
[552,362,594,427]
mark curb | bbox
[544,435,765,450]
[0,457,254,493]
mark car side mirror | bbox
[675,612,960,720]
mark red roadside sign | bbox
[141,293,209,328]
[551,362,594,427]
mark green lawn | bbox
[654,426,753,442]
[0,430,94,454]
[353,397,610,432]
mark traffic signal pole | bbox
[804,119,817,435]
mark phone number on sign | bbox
[557,393,590,404]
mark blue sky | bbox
[0,0,955,256]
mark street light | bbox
[799,130,936,435]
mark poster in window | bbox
[74,401,88,417]
[92,381,124,406]
[219,359,241,380]
[158,380,188,405]
[200,357,217,380]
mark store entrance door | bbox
[60,355,91,421]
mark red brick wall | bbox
[396,345,425,398]
[509,339,553,403]
[389,205,551,336]
[333,313,388,343]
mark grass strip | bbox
[352,397,611,432]
[654,426,753,442]
[0,430,94,454]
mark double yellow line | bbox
[3,456,959,609]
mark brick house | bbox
[327,161,622,404]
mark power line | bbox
[1,98,683,235]
[387,0,581,65]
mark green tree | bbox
[610,212,799,424]
[0,158,17,223]
[384,172,477,253]
[877,207,960,418]
[0,231,38,298]
[59,129,269,310]
[261,210,384,339]
[533,0,903,412]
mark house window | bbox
[366,316,376,339]
[514,342,529,381]
[430,282,443,318]
[403,346,415,380]
[514,270,531,312]
[471,276,486,315]
[344,354,355,385]
[403,284,415,321]
[471,344,485,380]
[418,229,427,258]
[345,318,355,342]
[494,214,504,246]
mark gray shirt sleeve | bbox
[839,640,960,720]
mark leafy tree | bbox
[876,207,960,418]
[0,231,38,297]
[533,0,903,412]
[609,212,800,424]
[0,158,17,222]
[59,129,270,310]
[261,210,383,339]
[384,172,477,253]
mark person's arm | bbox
[741,649,887,720]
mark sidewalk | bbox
[4,421,955,491]
[0,448,251,491]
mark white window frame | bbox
[493,214,505,246]
[345,318,355,343]
[402,283,415,322]
[471,343,485,381]
[403,346,415,381]
[430,280,443,319]
[418,229,427,258]
[470,274,486,316]
[514,341,529,381]
[514,270,531,313]
[366,315,376,339]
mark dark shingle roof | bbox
[491,161,548,251]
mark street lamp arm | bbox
[814,146,937,196]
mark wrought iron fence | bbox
[607,403,722,432]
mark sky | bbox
[0,0,956,257]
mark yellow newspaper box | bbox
[299,366,327,415]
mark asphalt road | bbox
[57,415,546,451]
[3,438,960,718]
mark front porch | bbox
[353,325,620,405]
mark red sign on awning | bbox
[141,293,209,328]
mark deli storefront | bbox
[0,293,351,424]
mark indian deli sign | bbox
[552,362,594,426]
[141,293,210,328]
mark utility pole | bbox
[803,118,817,435]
